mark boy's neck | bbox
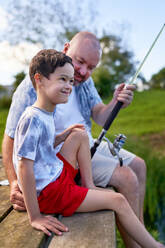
[33,100,55,113]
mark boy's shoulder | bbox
[18,106,43,130]
[19,106,54,128]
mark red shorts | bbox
[38,153,88,216]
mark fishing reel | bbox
[103,134,127,166]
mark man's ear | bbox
[63,42,70,54]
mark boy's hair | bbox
[29,49,73,89]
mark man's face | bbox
[64,39,100,85]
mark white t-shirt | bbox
[13,106,63,196]
[55,87,94,147]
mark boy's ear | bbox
[34,73,42,86]
[63,42,70,54]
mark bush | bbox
[0,96,11,109]
[92,66,112,97]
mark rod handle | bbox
[104,101,123,131]
[91,142,99,158]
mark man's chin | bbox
[74,79,85,86]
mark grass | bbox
[92,89,165,138]
[0,108,9,152]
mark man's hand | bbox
[31,214,68,236]
[54,124,85,148]
[113,83,136,108]
[10,180,26,211]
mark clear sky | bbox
[0,0,165,85]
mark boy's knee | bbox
[72,129,88,141]
[113,193,129,213]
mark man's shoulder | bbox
[83,77,94,86]
[14,75,35,96]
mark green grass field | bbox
[0,108,9,152]
[92,89,165,137]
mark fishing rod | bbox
[90,23,165,158]
[75,24,165,183]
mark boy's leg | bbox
[59,128,95,188]
[76,189,161,248]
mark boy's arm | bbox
[18,158,68,236]
[2,134,25,211]
[54,124,85,148]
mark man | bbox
[2,31,146,246]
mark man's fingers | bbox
[13,204,26,211]
[10,192,24,202]
[10,193,26,210]
[125,84,136,91]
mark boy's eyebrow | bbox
[59,74,74,79]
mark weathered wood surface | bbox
[0,157,44,248]
[0,209,44,248]
[0,157,116,248]
[0,158,11,219]
[49,210,116,248]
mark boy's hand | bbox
[31,214,68,236]
[54,124,85,148]
[10,180,26,211]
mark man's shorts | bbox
[38,153,88,217]
[91,141,136,187]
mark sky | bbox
[0,0,165,86]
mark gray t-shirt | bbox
[13,106,63,196]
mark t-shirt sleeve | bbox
[5,76,36,138]
[16,116,40,161]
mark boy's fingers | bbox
[46,216,68,231]
[45,223,63,236]
[41,226,52,236]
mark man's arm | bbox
[91,83,135,126]
[18,158,68,236]
[2,134,26,211]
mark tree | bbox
[92,34,136,96]
[1,0,97,49]
[150,67,165,89]
[13,71,26,92]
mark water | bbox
[156,203,165,243]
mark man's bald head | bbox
[70,31,102,57]
[63,31,102,85]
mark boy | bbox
[13,49,95,235]
[13,49,164,247]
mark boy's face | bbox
[38,63,74,109]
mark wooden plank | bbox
[0,157,7,181]
[0,210,44,248]
[49,210,116,248]
[0,157,12,219]
[0,186,11,220]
